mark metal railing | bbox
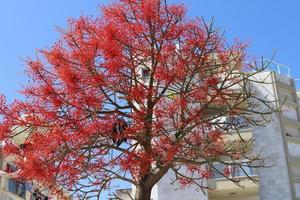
[211,163,257,179]
[245,59,293,81]
[249,59,300,90]
[255,59,291,77]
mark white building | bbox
[115,62,300,200]
[0,158,51,200]
[0,132,69,200]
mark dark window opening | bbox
[142,68,150,79]
[8,178,26,199]
[6,163,17,173]
[30,189,49,200]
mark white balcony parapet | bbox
[251,59,291,78]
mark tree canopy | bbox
[0,0,275,199]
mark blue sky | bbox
[0,0,300,101]
[0,0,300,198]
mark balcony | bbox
[255,59,291,78]
[9,125,31,146]
[208,178,259,199]
[289,155,300,168]
[223,128,253,144]
[208,164,259,199]
[211,116,253,144]
[283,117,300,129]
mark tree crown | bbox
[0,0,274,199]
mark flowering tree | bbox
[0,0,275,199]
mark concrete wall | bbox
[286,127,300,138]
[115,189,132,200]
[156,170,208,200]
[211,194,258,200]
[295,183,300,198]
[288,142,300,157]
[251,72,293,200]
[282,105,298,120]
[291,166,300,178]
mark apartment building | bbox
[0,131,67,200]
[0,159,51,200]
[114,62,300,200]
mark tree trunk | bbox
[134,185,152,200]
[134,165,170,200]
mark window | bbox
[212,163,226,179]
[142,68,150,79]
[8,178,26,199]
[30,189,49,200]
[229,116,248,129]
[6,163,17,173]
[6,163,27,199]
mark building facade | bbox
[0,158,51,200]
[115,67,300,200]
[0,132,68,200]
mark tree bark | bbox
[134,185,152,200]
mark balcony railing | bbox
[264,59,291,77]
[211,163,257,180]
[210,116,253,143]
[208,162,259,197]
[250,59,300,91]
[248,59,291,77]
